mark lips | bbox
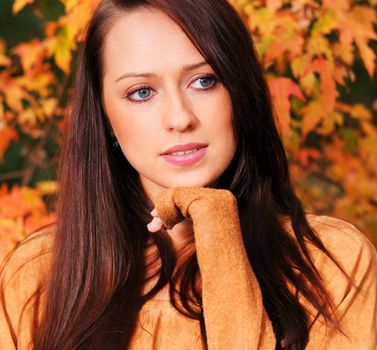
[160,142,209,167]
[161,142,208,155]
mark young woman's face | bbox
[102,8,237,202]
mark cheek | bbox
[104,97,153,149]
[210,91,234,136]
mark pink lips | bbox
[160,143,208,166]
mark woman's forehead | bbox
[101,8,206,80]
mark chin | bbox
[169,175,220,189]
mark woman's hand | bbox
[146,186,239,237]
[147,208,165,232]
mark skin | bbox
[102,8,237,247]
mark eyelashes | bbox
[124,74,219,104]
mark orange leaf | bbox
[338,6,377,78]
[323,0,350,11]
[2,79,26,112]
[266,0,282,12]
[0,126,19,160]
[310,59,338,113]
[355,37,376,78]
[296,148,321,167]
[0,185,45,219]
[12,38,46,73]
[0,40,11,67]
[269,77,305,138]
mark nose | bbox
[162,89,197,132]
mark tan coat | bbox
[1,188,376,349]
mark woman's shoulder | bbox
[305,214,376,266]
[300,215,376,300]
[0,225,55,347]
[0,224,55,293]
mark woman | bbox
[1,0,376,349]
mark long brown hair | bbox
[25,0,353,349]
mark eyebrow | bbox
[114,60,209,83]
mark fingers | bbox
[147,208,165,232]
[147,216,164,232]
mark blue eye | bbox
[127,87,153,102]
[191,75,217,89]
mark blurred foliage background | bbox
[0,0,376,261]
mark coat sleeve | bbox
[155,189,377,350]
[303,216,377,349]
[155,187,277,349]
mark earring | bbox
[110,132,119,148]
[112,138,119,148]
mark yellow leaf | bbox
[36,181,58,195]
[17,69,55,97]
[312,10,337,35]
[53,27,74,73]
[307,33,333,60]
[61,0,79,12]
[291,55,311,78]
[41,98,57,117]
[12,0,34,14]
[299,73,318,96]
[248,8,276,35]
[317,111,344,135]
[300,98,327,137]
[349,104,372,121]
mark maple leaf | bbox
[291,55,311,78]
[12,0,34,14]
[269,77,305,139]
[12,38,46,73]
[17,68,56,97]
[0,184,55,261]
[300,97,327,138]
[1,78,26,112]
[266,0,282,13]
[309,59,339,113]
[323,0,350,11]
[0,126,19,160]
[0,40,11,67]
[296,148,321,167]
[317,111,344,136]
[36,180,58,195]
[337,6,377,77]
